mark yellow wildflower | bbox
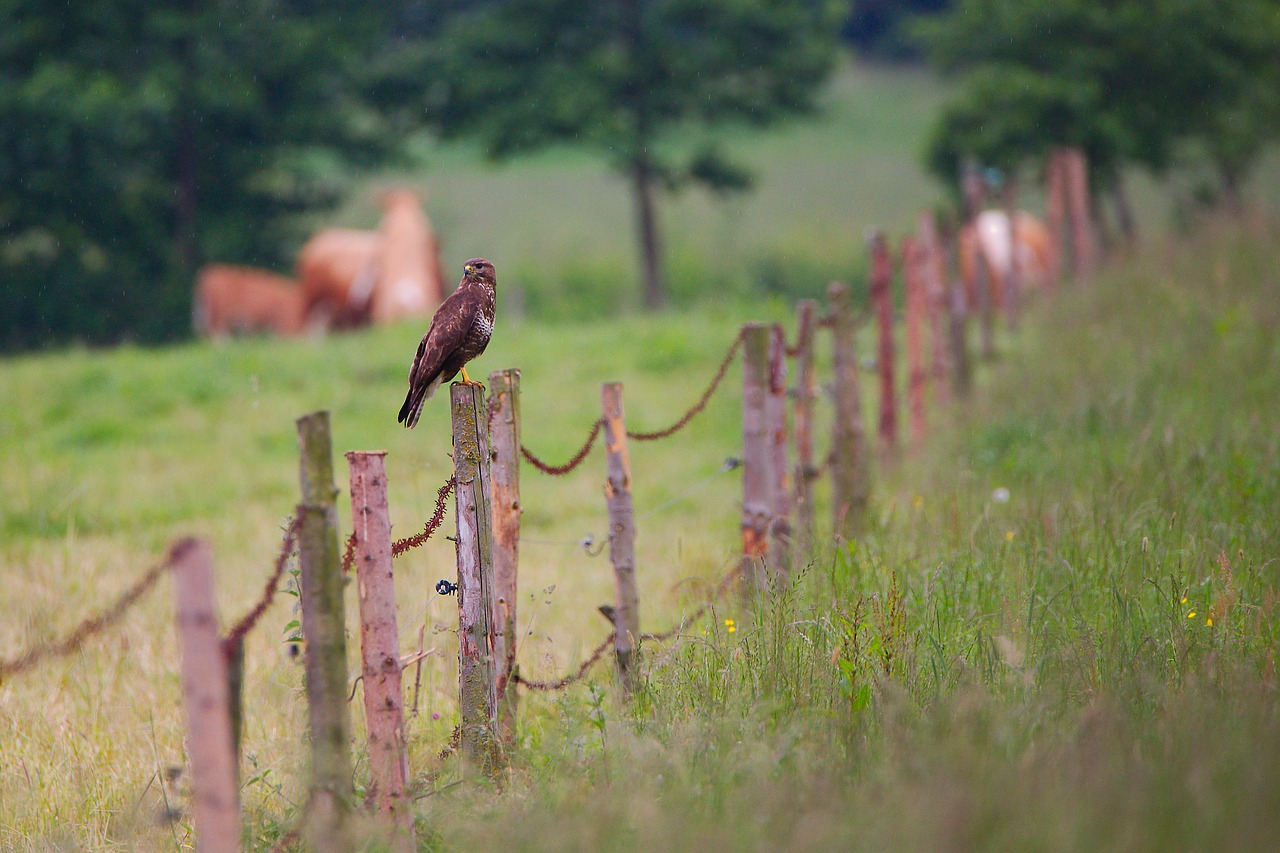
[725,618,737,634]
[1206,617,1214,627]
[1188,611,1197,619]
[1005,530,1015,541]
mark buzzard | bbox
[397,258,497,428]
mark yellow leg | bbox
[459,365,483,386]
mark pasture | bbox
[4,59,1280,850]
[4,220,1279,850]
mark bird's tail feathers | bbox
[397,373,446,428]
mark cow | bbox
[193,264,307,339]
[370,188,446,325]
[295,228,381,331]
[959,210,1055,311]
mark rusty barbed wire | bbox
[521,418,604,476]
[0,552,173,681]
[511,560,747,692]
[627,330,744,441]
[392,476,457,558]
[223,513,302,649]
[512,632,616,691]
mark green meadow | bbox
[3,61,1280,850]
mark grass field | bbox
[4,218,1279,849]
[4,57,1280,850]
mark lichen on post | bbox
[451,384,502,778]
[296,410,353,852]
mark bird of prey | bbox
[397,257,497,428]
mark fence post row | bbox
[601,381,641,696]
[487,368,522,739]
[171,538,240,853]
[765,324,791,583]
[827,283,869,540]
[791,300,818,558]
[943,221,973,399]
[1063,146,1096,284]
[346,450,415,852]
[1002,183,1023,331]
[917,212,952,411]
[870,231,898,464]
[296,410,354,853]
[450,384,503,777]
[903,236,928,448]
[740,323,772,594]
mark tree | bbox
[0,0,410,351]
[419,0,843,309]
[915,0,1280,222]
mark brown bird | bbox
[397,258,497,428]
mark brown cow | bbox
[193,264,306,338]
[958,209,1055,310]
[371,188,446,325]
[296,228,381,331]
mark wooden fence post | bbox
[942,222,973,399]
[903,237,927,448]
[917,211,952,410]
[451,384,502,777]
[601,382,640,695]
[972,228,996,359]
[766,324,791,582]
[487,369,521,738]
[1003,183,1023,331]
[1064,146,1097,283]
[171,538,240,853]
[827,285,869,540]
[791,300,818,559]
[1044,149,1067,291]
[870,231,898,464]
[296,411,353,853]
[346,451,414,852]
[740,323,771,593]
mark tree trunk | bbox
[631,152,667,310]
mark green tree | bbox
[0,0,408,351]
[419,0,843,309]
[915,0,1280,220]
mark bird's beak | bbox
[464,263,474,274]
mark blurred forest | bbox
[2,0,1278,352]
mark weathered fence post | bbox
[1003,183,1023,331]
[346,451,414,852]
[918,211,952,410]
[487,369,521,738]
[1044,149,1067,291]
[791,300,819,558]
[601,382,640,695]
[903,237,927,448]
[296,411,353,853]
[451,384,502,777]
[740,323,771,593]
[171,538,240,853]
[1064,146,1097,283]
[827,285,869,540]
[870,230,898,465]
[972,229,996,360]
[766,324,791,582]
[944,221,973,400]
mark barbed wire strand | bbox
[627,331,744,441]
[512,632,616,691]
[0,554,173,681]
[521,418,604,476]
[391,477,457,558]
[223,513,302,649]
[510,558,747,692]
